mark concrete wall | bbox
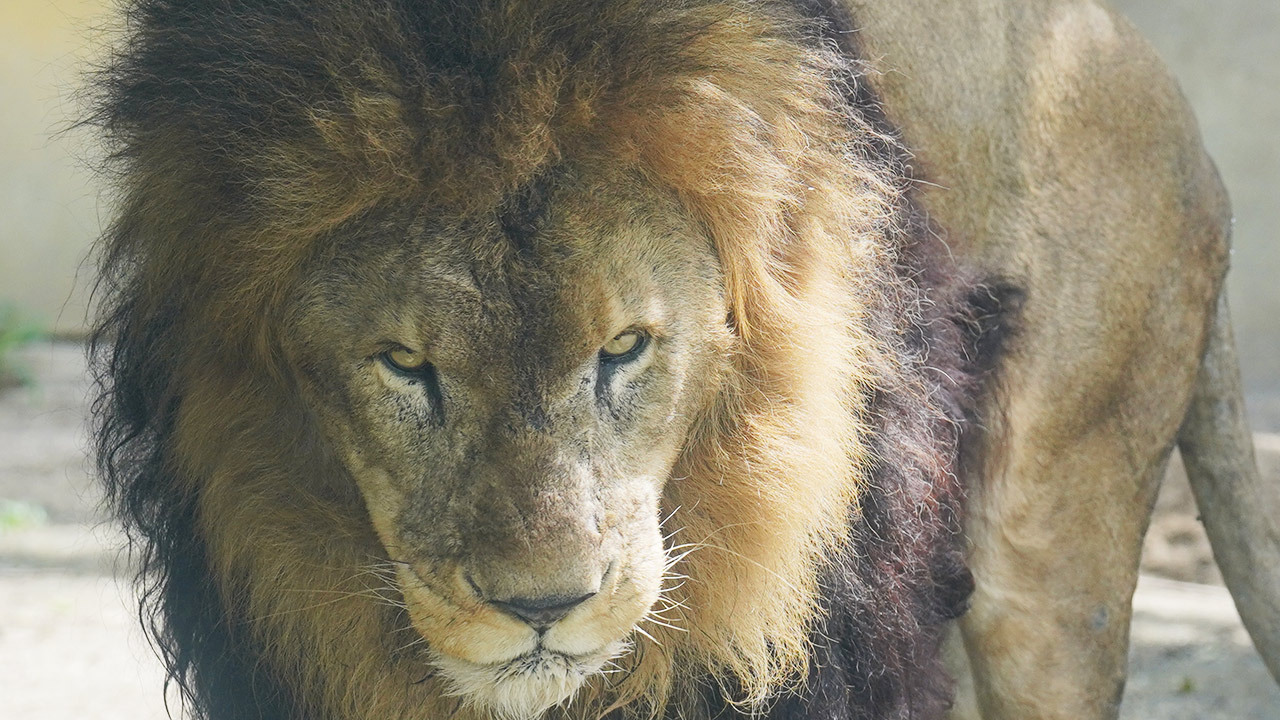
[2,0,1276,394]
[0,0,110,335]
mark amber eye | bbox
[383,347,430,372]
[599,330,647,362]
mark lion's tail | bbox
[1177,291,1280,683]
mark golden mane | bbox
[91,2,930,718]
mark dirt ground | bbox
[2,341,1278,719]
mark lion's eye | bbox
[383,347,430,373]
[600,330,647,362]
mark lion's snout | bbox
[467,560,607,632]
[488,591,598,630]
[404,545,652,719]
[462,510,610,622]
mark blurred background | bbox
[0,1,1276,718]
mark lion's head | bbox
[279,170,730,717]
[90,1,945,719]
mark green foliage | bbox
[0,304,44,388]
[0,499,49,531]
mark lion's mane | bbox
[90,1,1002,718]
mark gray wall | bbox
[0,0,107,335]
[1,0,1275,407]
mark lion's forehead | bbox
[292,181,720,383]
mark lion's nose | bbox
[489,592,597,630]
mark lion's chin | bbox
[432,644,624,720]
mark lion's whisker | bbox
[659,577,690,591]
[654,593,688,609]
[658,504,683,530]
[641,614,687,633]
[646,601,685,619]
[669,532,807,596]
[630,623,663,647]
[396,634,431,654]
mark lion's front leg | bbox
[949,294,1213,720]
[951,444,1172,720]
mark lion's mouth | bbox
[495,648,590,680]
[431,645,623,720]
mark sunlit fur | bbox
[89,2,975,719]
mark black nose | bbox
[490,592,597,630]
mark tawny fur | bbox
[90,2,977,719]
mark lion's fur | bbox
[91,1,986,718]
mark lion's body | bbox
[845,3,1251,716]
[89,1,1278,720]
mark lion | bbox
[87,1,1278,720]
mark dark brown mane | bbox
[87,1,1018,718]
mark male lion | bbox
[89,1,1279,719]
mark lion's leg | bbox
[953,306,1210,719]
[955,421,1181,719]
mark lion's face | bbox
[283,169,731,718]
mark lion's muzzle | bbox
[401,555,649,720]
[487,591,599,631]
